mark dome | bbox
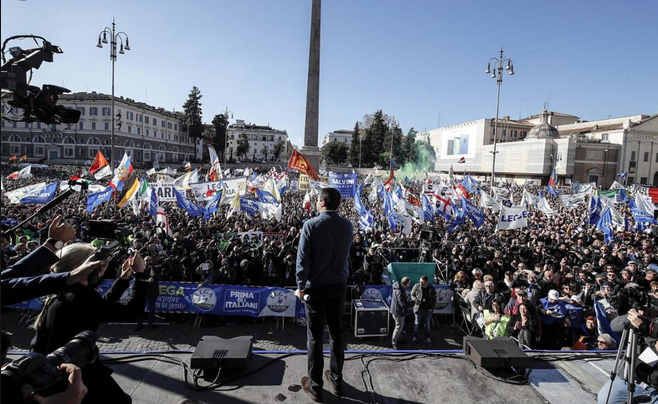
[527,109,559,139]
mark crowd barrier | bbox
[10,281,456,317]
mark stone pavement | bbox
[2,308,464,353]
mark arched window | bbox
[87,137,101,145]
[32,136,46,143]
[124,140,135,148]
[9,134,21,142]
[62,136,76,144]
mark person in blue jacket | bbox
[390,276,412,349]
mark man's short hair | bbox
[420,275,429,282]
[401,276,411,286]
[320,188,341,210]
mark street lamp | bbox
[485,48,514,191]
[96,20,131,170]
[603,148,608,188]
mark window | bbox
[602,133,608,141]
[35,146,43,155]
[78,122,83,130]
[174,123,178,130]
[644,152,649,162]
[137,127,141,135]
[145,116,149,124]
[656,153,658,163]
[11,145,19,154]
[102,107,110,116]
[631,151,636,161]
[629,177,635,184]
[91,122,96,130]
[127,111,133,121]
[89,148,97,157]
[136,114,142,123]
[641,177,648,184]
[77,107,85,116]
[152,118,157,126]
[104,122,109,130]
[629,161,637,173]
[65,148,74,156]
[90,107,98,116]
[588,175,599,184]
[161,120,166,128]
[146,129,149,137]
[128,125,132,134]
[168,122,172,129]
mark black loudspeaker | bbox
[463,336,531,369]
[191,335,253,372]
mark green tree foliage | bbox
[260,145,269,161]
[348,122,361,167]
[403,127,418,165]
[211,113,229,155]
[272,139,285,162]
[237,133,249,161]
[182,86,204,139]
[362,110,388,167]
[321,141,349,165]
[380,122,403,167]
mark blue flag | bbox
[174,188,205,217]
[240,197,259,216]
[631,208,658,225]
[354,187,366,216]
[390,158,399,169]
[595,207,615,244]
[86,186,113,212]
[421,193,434,222]
[20,182,58,204]
[203,189,224,219]
[447,205,466,233]
[461,196,484,228]
[256,189,280,206]
[358,206,375,231]
[149,189,158,217]
[594,300,620,345]
[589,195,602,225]
[548,183,558,197]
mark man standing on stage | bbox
[296,187,353,402]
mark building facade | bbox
[225,120,288,163]
[1,92,197,167]
[427,110,657,188]
[322,130,353,147]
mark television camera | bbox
[1,35,80,125]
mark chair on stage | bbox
[454,293,475,336]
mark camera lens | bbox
[47,330,99,369]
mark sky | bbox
[2,0,657,148]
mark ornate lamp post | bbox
[485,48,514,191]
[96,20,130,169]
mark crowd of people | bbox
[2,161,658,355]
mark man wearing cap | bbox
[596,281,619,318]
[539,289,569,349]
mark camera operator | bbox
[597,308,658,404]
[31,244,148,404]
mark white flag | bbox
[479,191,501,212]
[497,205,529,230]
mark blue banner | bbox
[329,172,357,198]
[20,182,58,204]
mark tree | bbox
[211,113,229,157]
[348,122,361,167]
[272,139,285,162]
[321,141,349,165]
[237,133,249,162]
[182,86,204,139]
[403,127,418,166]
[361,110,388,167]
[260,145,269,162]
[380,122,403,167]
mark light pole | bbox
[358,134,363,169]
[96,20,130,170]
[485,48,514,191]
[603,148,608,188]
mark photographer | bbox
[597,309,658,404]
[31,244,148,404]
[2,362,87,404]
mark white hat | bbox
[548,290,560,300]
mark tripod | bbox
[604,325,639,404]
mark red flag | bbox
[458,156,465,163]
[383,166,394,191]
[8,155,17,162]
[89,151,109,174]
[19,155,27,162]
[407,194,422,208]
[287,149,319,181]
[649,188,658,203]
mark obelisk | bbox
[302,0,321,170]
